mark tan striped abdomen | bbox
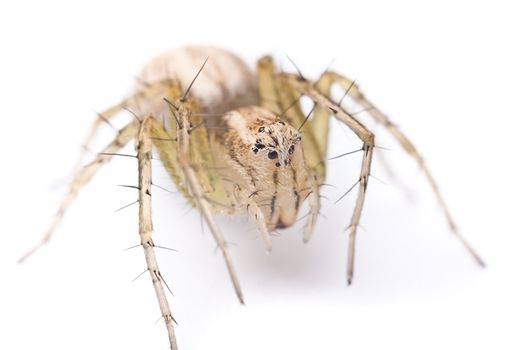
[137,46,258,114]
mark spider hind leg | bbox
[321,71,485,267]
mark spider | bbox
[20,46,484,350]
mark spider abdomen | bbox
[138,46,258,114]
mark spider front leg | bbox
[279,74,375,284]
[318,72,485,267]
[137,109,247,348]
[136,117,178,350]
[154,101,245,304]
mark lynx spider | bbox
[20,46,484,350]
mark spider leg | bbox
[257,56,283,117]
[19,121,139,263]
[136,117,178,350]
[245,196,272,250]
[320,72,485,267]
[222,175,272,251]
[74,80,183,171]
[302,173,321,243]
[157,102,245,303]
[279,73,375,285]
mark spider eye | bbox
[288,145,295,155]
[268,150,278,159]
[258,127,265,133]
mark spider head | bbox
[222,106,310,229]
[223,106,303,172]
[250,118,302,168]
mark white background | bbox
[1,1,524,349]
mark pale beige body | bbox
[132,47,317,235]
[21,46,484,350]
[211,106,310,229]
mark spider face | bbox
[213,105,310,229]
[251,119,302,168]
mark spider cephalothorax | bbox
[222,106,303,170]
[212,106,310,230]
